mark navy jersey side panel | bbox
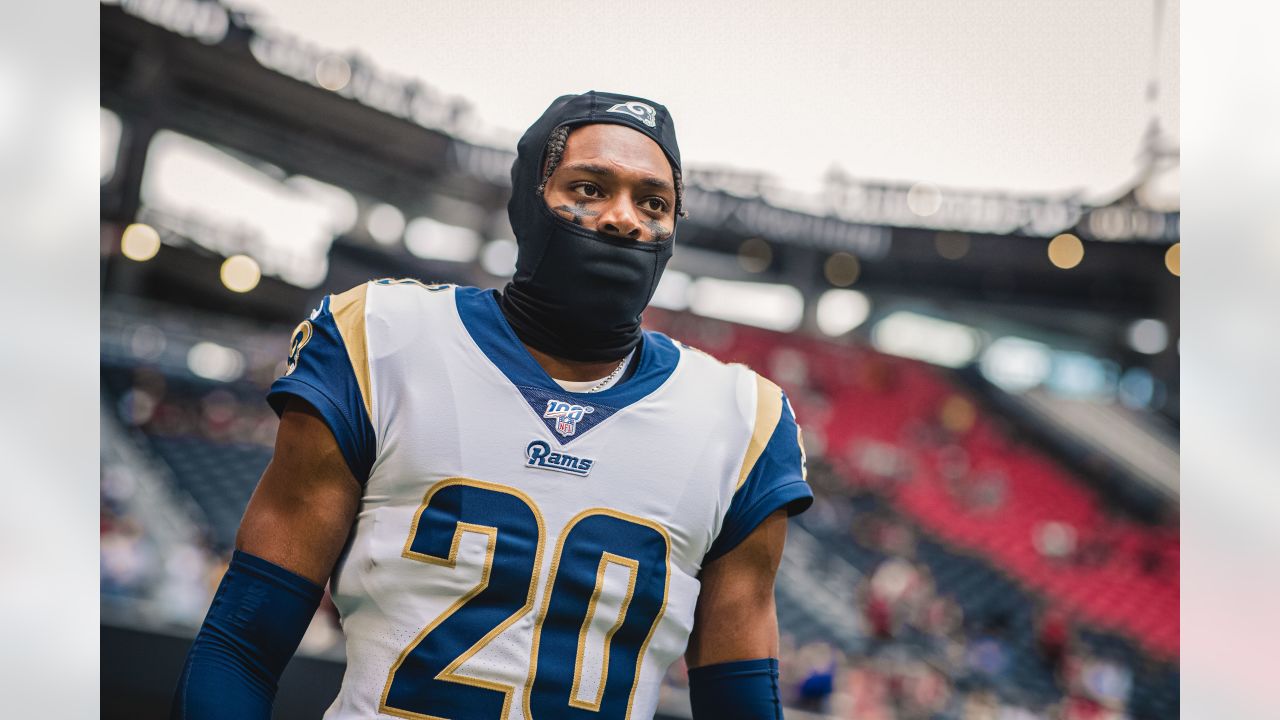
[705,387,814,563]
[266,287,376,482]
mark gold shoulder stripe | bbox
[736,374,784,491]
[329,283,373,420]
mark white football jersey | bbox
[267,280,812,720]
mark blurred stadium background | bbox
[99,2,1180,718]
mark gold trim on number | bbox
[378,478,546,720]
[522,508,671,720]
[569,552,639,711]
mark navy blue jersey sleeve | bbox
[705,378,814,563]
[266,284,376,482]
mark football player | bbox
[172,91,813,720]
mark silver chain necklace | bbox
[586,354,630,393]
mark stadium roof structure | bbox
[101,0,1179,406]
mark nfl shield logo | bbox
[543,400,595,437]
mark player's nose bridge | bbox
[597,192,644,238]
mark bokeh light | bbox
[220,254,261,293]
[405,216,480,262]
[1165,242,1180,276]
[1128,318,1169,355]
[367,203,406,245]
[186,341,245,382]
[939,395,977,434]
[824,252,861,287]
[315,55,352,91]
[650,270,692,311]
[121,223,161,262]
[907,182,942,217]
[1047,233,1084,269]
[480,238,518,277]
[815,289,871,336]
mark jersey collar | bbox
[455,287,681,442]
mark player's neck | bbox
[523,343,626,383]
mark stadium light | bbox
[121,223,162,262]
[871,311,981,368]
[129,325,168,362]
[1164,242,1180,276]
[907,182,942,217]
[1047,351,1116,400]
[142,131,350,289]
[405,216,481,262]
[285,176,358,235]
[650,270,692,311]
[1118,367,1158,409]
[315,55,352,91]
[480,238,518,277]
[980,336,1052,392]
[1047,233,1084,269]
[823,252,860,287]
[1127,319,1168,355]
[689,278,804,332]
[221,255,261,293]
[187,341,245,382]
[367,203,406,245]
[815,289,870,337]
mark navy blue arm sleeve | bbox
[706,390,813,563]
[170,551,324,720]
[689,658,783,720]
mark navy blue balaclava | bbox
[500,91,682,362]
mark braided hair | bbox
[537,124,687,219]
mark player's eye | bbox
[571,182,604,199]
[641,197,669,213]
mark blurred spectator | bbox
[897,659,951,719]
[100,511,155,598]
[850,439,913,489]
[792,641,839,713]
[1063,652,1133,716]
[1074,515,1119,568]
[866,556,925,640]
[952,469,1009,514]
[112,366,280,448]
[1036,606,1072,677]
[967,635,1009,680]
[157,541,215,623]
[966,615,1012,684]
[959,688,1001,720]
[1061,694,1129,720]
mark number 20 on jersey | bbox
[379,478,670,720]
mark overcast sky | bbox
[231,0,1179,204]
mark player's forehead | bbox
[557,123,673,184]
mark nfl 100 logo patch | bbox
[543,399,594,437]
